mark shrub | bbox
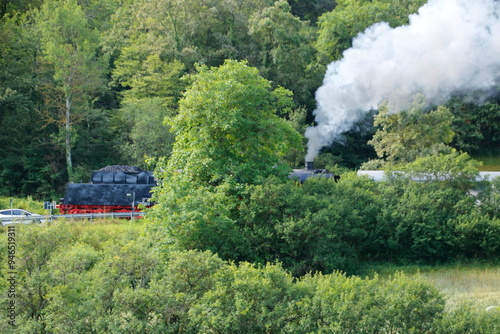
[435,302,500,334]
[288,272,445,334]
[239,174,382,275]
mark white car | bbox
[0,209,44,225]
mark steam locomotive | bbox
[58,162,337,214]
[289,161,339,182]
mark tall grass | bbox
[420,265,500,310]
[367,263,500,310]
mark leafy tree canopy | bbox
[363,96,455,168]
[315,0,426,64]
[249,0,320,109]
[163,59,303,185]
[0,0,42,19]
[287,0,336,24]
[36,0,107,181]
[447,97,500,155]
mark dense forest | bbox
[2,0,500,333]
[1,0,499,199]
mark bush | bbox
[453,213,500,259]
[375,168,478,263]
[239,174,382,275]
[1,221,498,334]
[189,262,296,334]
[287,271,445,334]
[435,302,500,334]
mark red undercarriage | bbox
[57,204,147,215]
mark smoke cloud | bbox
[305,0,500,161]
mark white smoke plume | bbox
[305,0,500,161]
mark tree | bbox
[365,98,455,167]
[114,55,185,167]
[0,12,62,198]
[287,0,336,24]
[36,0,106,181]
[248,0,321,108]
[0,0,42,19]
[163,59,302,185]
[106,0,275,69]
[447,98,500,155]
[315,0,426,64]
[148,60,302,261]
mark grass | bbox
[366,263,500,311]
[473,154,500,171]
[420,265,500,310]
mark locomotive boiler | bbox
[289,161,339,182]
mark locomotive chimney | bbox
[305,161,314,170]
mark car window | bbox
[12,210,24,215]
[1,210,12,215]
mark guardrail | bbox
[0,211,144,225]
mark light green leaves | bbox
[166,59,302,185]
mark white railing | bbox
[0,211,144,225]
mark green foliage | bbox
[152,145,497,274]
[0,196,44,213]
[148,177,250,261]
[0,0,42,18]
[36,0,108,182]
[114,55,185,105]
[239,174,382,275]
[290,271,445,333]
[118,98,176,168]
[476,177,500,218]
[1,0,498,198]
[113,55,185,166]
[380,182,472,262]
[396,151,481,191]
[248,0,320,108]
[0,13,61,198]
[105,0,274,68]
[1,220,499,333]
[165,60,302,185]
[315,0,426,64]
[282,107,310,168]
[190,262,296,333]
[288,0,336,24]
[3,1,500,330]
[435,302,500,334]
[372,153,480,262]
[78,0,122,31]
[367,99,455,166]
[447,98,500,155]
[453,213,500,259]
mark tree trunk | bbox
[65,95,73,182]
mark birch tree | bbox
[37,0,105,181]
